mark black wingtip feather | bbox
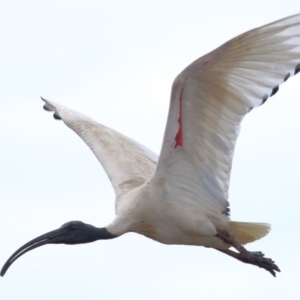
[270,85,279,97]
[295,63,300,75]
[284,73,290,82]
[53,112,62,120]
[261,96,268,105]
[43,104,51,111]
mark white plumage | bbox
[42,14,300,275]
[2,13,300,277]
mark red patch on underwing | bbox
[175,89,183,148]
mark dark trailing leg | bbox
[216,230,280,277]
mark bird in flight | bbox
[1,13,300,278]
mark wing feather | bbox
[41,98,157,207]
[155,13,300,216]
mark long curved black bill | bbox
[1,228,62,277]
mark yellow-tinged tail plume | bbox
[230,221,271,245]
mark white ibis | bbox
[1,13,300,277]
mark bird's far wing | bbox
[155,14,300,216]
[42,98,157,207]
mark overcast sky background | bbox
[0,1,300,299]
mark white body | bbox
[42,13,300,251]
[114,179,230,249]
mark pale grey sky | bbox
[1,1,300,299]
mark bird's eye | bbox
[71,225,76,231]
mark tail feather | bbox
[230,221,271,245]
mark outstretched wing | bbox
[42,98,157,206]
[155,14,300,216]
